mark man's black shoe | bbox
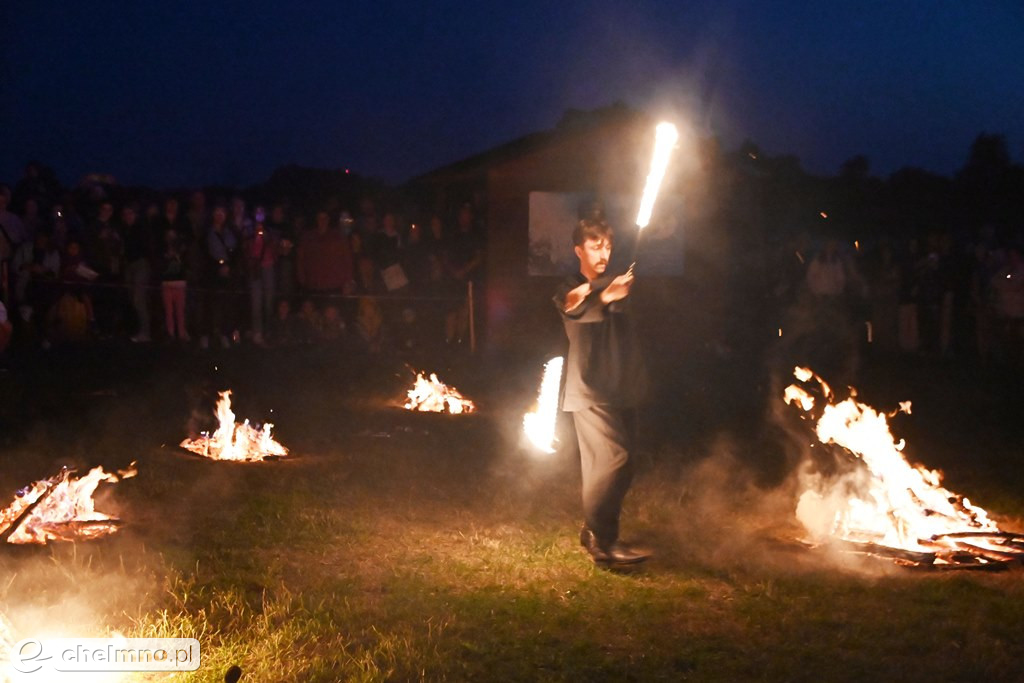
[580,526,651,565]
[600,542,651,565]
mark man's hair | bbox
[572,218,613,247]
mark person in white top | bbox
[806,239,847,298]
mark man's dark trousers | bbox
[573,404,636,546]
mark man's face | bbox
[575,236,612,280]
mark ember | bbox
[403,372,475,414]
[523,356,563,453]
[180,390,288,461]
[0,464,136,545]
[785,367,1024,568]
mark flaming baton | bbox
[632,121,679,263]
[522,356,564,454]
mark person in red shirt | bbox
[297,210,354,307]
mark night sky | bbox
[2,1,1022,189]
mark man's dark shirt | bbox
[449,227,484,284]
[554,272,648,412]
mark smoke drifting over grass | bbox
[645,435,910,577]
[0,540,164,663]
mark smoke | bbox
[0,539,163,660]
[636,351,929,579]
[646,438,797,568]
[793,466,872,541]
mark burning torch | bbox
[523,356,564,454]
[631,121,679,265]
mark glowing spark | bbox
[523,356,564,454]
[820,212,828,219]
[635,122,679,229]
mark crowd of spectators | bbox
[0,163,485,359]
[2,161,1021,373]
[769,227,1024,372]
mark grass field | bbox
[3,343,1024,681]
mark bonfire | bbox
[403,372,475,414]
[785,366,1024,568]
[0,464,136,545]
[180,390,288,462]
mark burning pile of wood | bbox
[0,464,136,545]
[180,390,288,462]
[403,372,475,414]
[785,367,1024,569]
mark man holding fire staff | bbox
[555,216,651,567]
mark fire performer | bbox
[555,217,650,566]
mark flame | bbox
[404,372,475,414]
[523,357,563,453]
[179,390,288,461]
[786,368,1007,558]
[0,464,135,545]
[635,122,679,229]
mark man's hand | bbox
[599,267,634,304]
[563,281,591,312]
